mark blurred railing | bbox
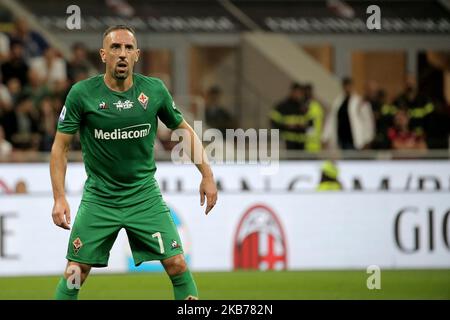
[0,148,449,163]
[281,149,450,160]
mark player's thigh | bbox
[125,196,183,259]
[67,201,122,266]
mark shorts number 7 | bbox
[152,232,165,254]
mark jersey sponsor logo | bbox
[59,106,67,122]
[98,101,108,110]
[138,92,149,110]
[233,204,288,271]
[94,123,151,140]
[114,99,134,111]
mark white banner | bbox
[0,161,450,194]
[0,193,448,276]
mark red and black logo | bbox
[233,204,288,270]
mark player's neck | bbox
[103,73,133,92]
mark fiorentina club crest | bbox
[72,237,83,255]
[138,92,149,110]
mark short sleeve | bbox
[57,85,83,134]
[156,80,184,129]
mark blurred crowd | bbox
[271,77,450,153]
[0,18,90,159]
[0,17,449,161]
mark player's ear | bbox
[135,48,140,62]
[99,48,106,63]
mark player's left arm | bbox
[175,120,218,215]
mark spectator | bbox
[322,78,375,150]
[393,76,440,148]
[67,42,91,83]
[30,47,67,89]
[23,68,50,108]
[0,75,13,117]
[270,82,307,150]
[0,125,12,158]
[364,80,382,121]
[316,160,343,191]
[1,39,29,86]
[5,78,22,106]
[52,79,70,100]
[393,76,434,131]
[0,31,10,63]
[369,89,393,149]
[204,86,236,135]
[37,97,56,151]
[50,95,66,116]
[303,83,324,152]
[388,108,427,150]
[10,17,49,61]
[1,94,39,150]
[425,100,450,149]
[394,76,419,109]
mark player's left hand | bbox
[199,175,217,215]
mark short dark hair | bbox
[10,38,24,49]
[103,25,136,40]
[72,41,86,51]
[16,93,32,106]
[304,83,313,91]
[291,82,302,91]
[342,77,352,87]
[208,85,222,95]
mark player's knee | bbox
[162,254,187,276]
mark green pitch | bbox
[0,270,449,300]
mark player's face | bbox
[100,30,140,80]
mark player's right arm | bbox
[50,83,83,229]
[50,132,74,230]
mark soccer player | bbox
[50,25,217,300]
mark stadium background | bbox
[0,0,449,299]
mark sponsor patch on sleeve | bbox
[59,105,67,122]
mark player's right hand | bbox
[52,197,71,230]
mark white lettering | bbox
[94,129,104,139]
[94,124,151,141]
